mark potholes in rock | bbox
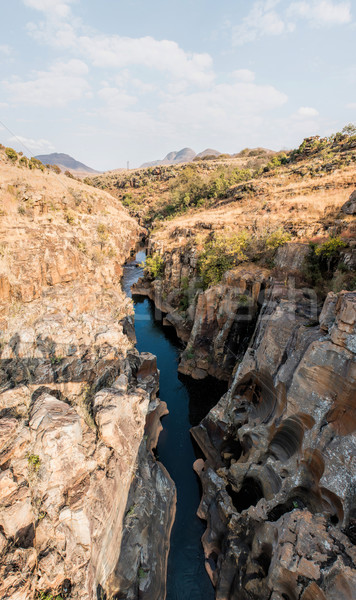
[220,437,243,466]
[254,544,272,578]
[267,496,307,522]
[269,414,315,462]
[226,477,264,512]
[267,487,323,522]
[233,370,279,424]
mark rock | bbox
[341,189,356,214]
[192,288,356,599]
[275,242,309,271]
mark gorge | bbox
[0,133,355,600]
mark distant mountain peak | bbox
[140,147,197,168]
[35,152,100,174]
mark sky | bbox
[0,0,355,170]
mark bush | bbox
[198,232,249,288]
[265,228,291,249]
[5,147,18,162]
[29,157,44,171]
[19,156,28,167]
[97,223,109,247]
[144,253,164,279]
[27,453,41,472]
[48,164,61,174]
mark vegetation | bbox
[143,253,165,279]
[29,157,45,171]
[198,232,249,288]
[97,223,110,247]
[5,147,18,162]
[27,453,41,472]
[302,236,351,294]
[265,228,292,249]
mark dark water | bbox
[123,250,227,600]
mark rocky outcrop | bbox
[0,158,174,599]
[341,189,356,215]
[133,245,270,380]
[191,289,356,599]
[0,343,175,599]
[179,266,269,380]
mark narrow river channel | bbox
[123,250,227,600]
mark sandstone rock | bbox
[275,242,309,271]
[192,288,356,599]
[341,189,356,214]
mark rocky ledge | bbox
[191,289,356,599]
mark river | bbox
[122,249,227,600]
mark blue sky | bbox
[0,0,355,170]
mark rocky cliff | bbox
[191,287,356,599]
[0,151,175,599]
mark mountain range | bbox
[35,152,100,174]
[140,147,221,168]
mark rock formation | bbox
[0,152,175,599]
[191,288,356,599]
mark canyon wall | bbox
[191,287,356,599]
[0,156,175,599]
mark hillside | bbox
[88,147,278,224]
[0,127,355,600]
[35,152,100,174]
[141,147,197,168]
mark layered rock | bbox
[0,350,175,600]
[191,289,356,599]
[0,157,174,599]
[133,244,270,380]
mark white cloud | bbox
[296,106,319,117]
[8,135,55,153]
[233,69,256,82]
[231,0,351,45]
[346,102,356,109]
[23,0,75,18]
[232,1,295,45]
[159,80,288,136]
[97,87,137,110]
[24,3,214,88]
[3,59,90,107]
[288,1,352,26]
[78,35,214,86]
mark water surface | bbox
[123,250,227,600]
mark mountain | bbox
[141,147,197,168]
[35,152,100,174]
[196,148,221,159]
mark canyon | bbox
[0,133,355,600]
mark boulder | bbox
[341,189,356,215]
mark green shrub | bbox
[64,211,75,225]
[27,454,41,472]
[265,228,291,249]
[19,156,28,167]
[29,157,44,171]
[144,253,164,279]
[198,232,249,288]
[97,223,109,247]
[5,147,18,162]
[314,236,347,259]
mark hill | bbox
[35,152,100,174]
[141,147,197,168]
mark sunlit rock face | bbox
[0,350,175,600]
[192,289,356,599]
